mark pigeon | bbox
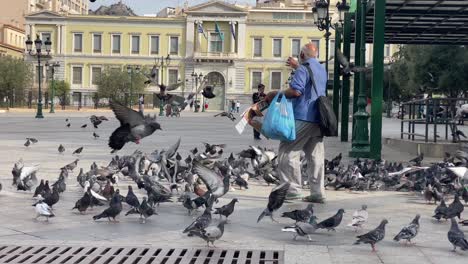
[447,218,468,252]
[347,205,368,231]
[190,220,226,247]
[66,123,71,128]
[125,186,140,208]
[433,199,448,221]
[336,48,368,75]
[73,147,83,155]
[72,189,92,214]
[81,124,87,128]
[125,197,155,223]
[52,175,66,194]
[58,144,65,154]
[33,180,45,198]
[202,86,215,99]
[108,101,162,151]
[93,132,99,139]
[90,115,108,128]
[214,198,238,220]
[317,209,345,231]
[446,193,464,219]
[203,143,226,156]
[393,214,420,244]
[354,219,388,252]
[233,176,248,190]
[93,190,123,222]
[26,138,38,144]
[423,185,434,204]
[24,139,31,147]
[257,182,290,223]
[281,204,314,223]
[33,196,55,221]
[183,207,212,234]
[182,196,205,215]
[409,153,424,166]
[214,112,236,121]
[43,186,60,208]
[462,187,468,204]
[192,161,230,200]
[62,159,79,172]
[282,216,319,241]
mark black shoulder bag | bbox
[303,63,338,137]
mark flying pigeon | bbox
[214,198,238,220]
[33,196,55,221]
[282,216,318,241]
[393,214,420,245]
[336,48,369,76]
[93,190,123,222]
[354,219,388,252]
[317,209,345,231]
[192,160,230,201]
[81,124,87,128]
[73,147,84,155]
[447,218,468,252]
[347,205,368,231]
[281,204,314,223]
[27,138,38,144]
[24,139,31,147]
[62,159,79,172]
[257,182,290,223]
[108,101,162,151]
[214,112,236,121]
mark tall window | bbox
[271,72,282,90]
[384,45,391,57]
[93,34,102,53]
[72,67,82,84]
[168,69,178,85]
[131,35,140,54]
[329,40,335,58]
[311,39,320,57]
[73,33,82,52]
[91,67,102,85]
[112,35,121,54]
[251,71,262,89]
[291,39,301,57]
[253,38,262,57]
[170,36,179,55]
[209,32,224,53]
[273,38,282,57]
[150,35,159,54]
[41,32,51,44]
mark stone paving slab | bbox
[0,112,466,264]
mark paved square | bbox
[0,110,466,264]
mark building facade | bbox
[24,0,396,110]
[0,24,25,58]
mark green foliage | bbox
[50,80,70,106]
[390,45,468,99]
[97,67,146,104]
[0,56,32,106]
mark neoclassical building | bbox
[24,0,394,110]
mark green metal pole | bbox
[332,26,342,121]
[370,0,386,159]
[49,72,55,113]
[349,0,370,158]
[130,71,133,108]
[36,56,44,118]
[341,12,352,142]
[352,2,362,139]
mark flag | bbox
[197,23,207,39]
[230,22,236,40]
[215,22,224,41]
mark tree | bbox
[97,67,146,105]
[0,56,32,108]
[51,80,70,110]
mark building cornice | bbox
[2,24,26,33]
[0,42,24,53]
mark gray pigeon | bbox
[108,101,162,151]
[281,204,314,223]
[183,207,212,234]
[73,147,83,155]
[190,220,226,247]
[24,139,31,147]
[393,214,420,244]
[26,138,38,144]
[354,219,388,252]
[446,193,464,219]
[214,198,238,220]
[257,182,290,223]
[282,216,318,241]
[93,132,99,139]
[317,209,345,231]
[58,144,65,154]
[433,199,448,221]
[447,218,468,251]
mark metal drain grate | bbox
[0,245,283,264]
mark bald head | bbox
[301,42,318,61]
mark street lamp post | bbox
[312,0,332,76]
[46,61,60,113]
[191,72,204,113]
[127,65,141,109]
[155,55,171,116]
[26,35,51,119]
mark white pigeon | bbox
[34,196,54,221]
[347,205,368,231]
[447,167,468,181]
[83,181,107,202]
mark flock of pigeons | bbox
[6,102,468,252]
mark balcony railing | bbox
[193,52,237,59]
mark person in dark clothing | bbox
[252,84,266,140]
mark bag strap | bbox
[303,62,319,97]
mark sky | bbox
[89,0,257,15]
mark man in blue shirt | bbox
[265,43,327,203]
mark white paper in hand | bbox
[235,117,248,135]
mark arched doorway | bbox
[204,72,225,111]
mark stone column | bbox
[61,25,66,55]
[185,19,195,58]
[237,21,246,58]
[229,21,236,54]
[196,21,202,53]
[56,24,61,54]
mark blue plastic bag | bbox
[261,93,296,141]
